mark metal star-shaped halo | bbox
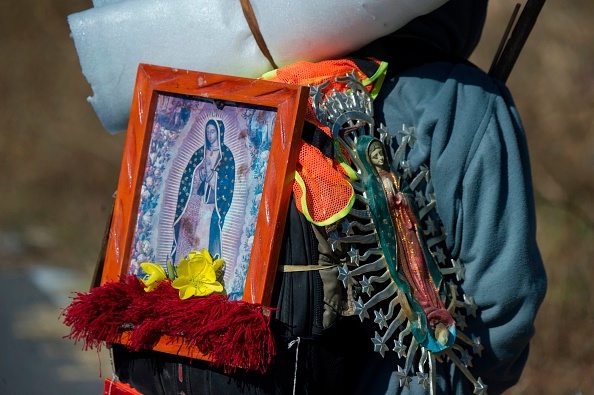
[396,366,412,389]
[419,164,430,182]
[398,125,416,148]
[432,247,447,264]
[337,264,352,288]
[446,280,459,296]
[415,190,427,207]
[424,217,437,236]
[309,79,328,95]
[451,258,466,281]
[373,309,388,329]
[393,340,407,358]
[378,123,390,145]
[353,297,369,321]
[460,349,473,367]
[455,312,468,330]
[471,335,484,357]
[473,378,488,395]
[360,275,374,296]
[400,160,414,179]
[416,371,430,389]
[343,70,359,83]
[328,231,342,252]
[464,295,478,317]
[371,332,389,357]
[347,246,361,266]
[341,219,354,236]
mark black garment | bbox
[114,197,371,394]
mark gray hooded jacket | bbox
[353,1,547,394]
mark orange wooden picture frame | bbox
[100,64,308,358]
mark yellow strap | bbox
[335,140,360,181]
[294,171,355,226]
[362,61,389,99]
[261,69,277,80]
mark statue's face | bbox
[206,123,218,145]
[370,146,385,168]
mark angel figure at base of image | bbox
[156,96,191,131]
[311,73,488,394]
[171,119,235,264]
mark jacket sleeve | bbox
[428,65,547,394]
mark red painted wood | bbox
[101,64,308,359]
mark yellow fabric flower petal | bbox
[176,258,190,277]
[200,269,217,283]
[195,286,210,297]
[140,262,167,292]
[171,277,189,288]
[212,258,225,272]
[189,259,207,278]
[205,282,224,293]
[179,285,197,300]
[201,249,213,265]
[170,250,226,299]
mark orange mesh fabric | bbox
[295,144,353,225]
[272,59,377,125]
[266,59,383,225]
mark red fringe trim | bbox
[62,276,275,373]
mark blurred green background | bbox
[0,0,592,393]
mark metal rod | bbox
[489,3,522,76]
[489,0,547,82]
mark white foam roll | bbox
[69,0,448,133]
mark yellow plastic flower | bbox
[140,262,167,292]
[172,249,225,299]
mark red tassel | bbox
[62,276,145,349]
[62,276,275,372]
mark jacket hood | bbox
[394,0,489,59]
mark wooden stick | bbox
[91,196,115,290]
[489,3,521,76]
[489,0,547,83]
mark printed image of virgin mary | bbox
[171,119,235,262]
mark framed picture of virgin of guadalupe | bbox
[98,64,308,359]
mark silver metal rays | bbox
[310,73,488,395]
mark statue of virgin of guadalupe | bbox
[171,118,235,263]
[359,137,455,350]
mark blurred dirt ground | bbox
[1,0,592,394]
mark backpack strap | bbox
[240,0,278,69]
